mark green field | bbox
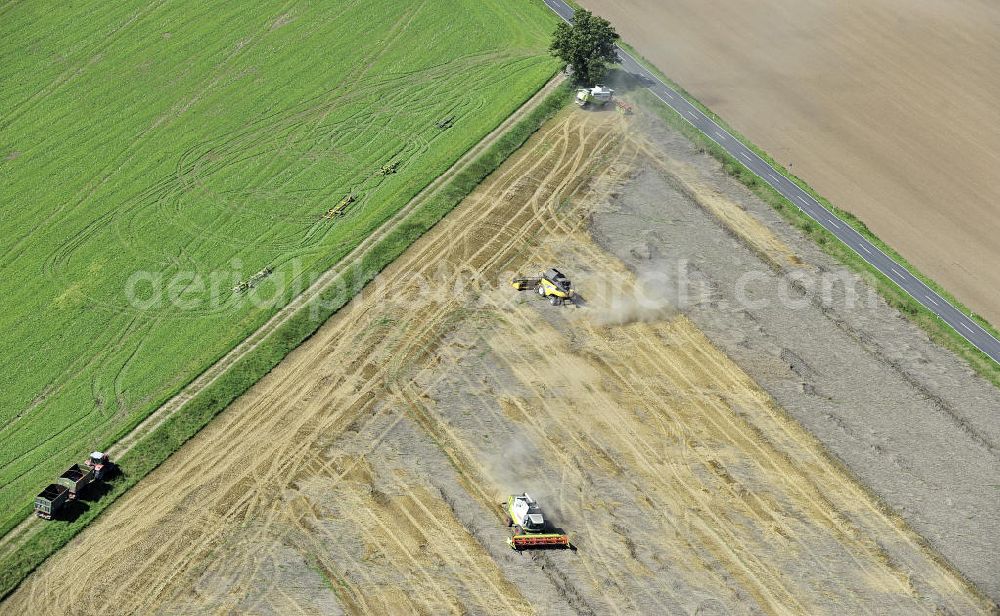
[0,0,559,535]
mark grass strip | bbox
[0,80,575,601]
[617,47,998,388]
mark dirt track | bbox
[581,0,1000,326]
[5,110,992,614]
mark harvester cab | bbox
[503,493,571,550]
[509,494,545,531]
[540,269,573,301]
[576,85,614,109]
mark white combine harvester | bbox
[576,84,614,109]
[503,493,571,550]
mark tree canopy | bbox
[549,9,620,85]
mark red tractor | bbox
[85,451,111,480]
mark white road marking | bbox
[715,130,726,139]
[796,195,810,205]
[961,322,974,333]
[769,173,781,183]
[891,267,907,279]
[926,295,940,307]
[827,218,841,229]
[860,244,873,255]
[685,109,698,120]
[739,151,752,161]
[664,91,675,99]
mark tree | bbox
[549,9,620,85]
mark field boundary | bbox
[110,73,565,458]
[0,75,574,601]
[548,1,999,385]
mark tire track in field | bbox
[42,51,527,290]
[0,0,169,131]
[496,228,840,609]
[165,0,429,258]
[0,314,149,474]
[396,126,759,613]
[0,75,565,573]
[90,113,652,612]
[35,0,301,279]
[353,110,983,613]
[156,54,512,257]
[0,0,291,271]
[29,51,533,473]
[480,124,972,612]
[5,101,589,615]
[9,105,985,615]
[368,111,885,613]
[377,113,804,612]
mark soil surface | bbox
[581,0,1000,326]
[596,104,1000,605]
[5,107,995,614]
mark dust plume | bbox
[590,265,679,326]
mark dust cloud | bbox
[589,266,680,326]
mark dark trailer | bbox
[58,463,94,499]
[34,483,69,519]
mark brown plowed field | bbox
[5,110,991,614]
[581,0,1000,326]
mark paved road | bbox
[543,0,1000,365]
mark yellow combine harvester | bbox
[511,268,575,306]
[503,493,571,550]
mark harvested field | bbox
[7,106,994,614]
[580,0,1000,326]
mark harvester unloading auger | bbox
[503,493,571,550]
